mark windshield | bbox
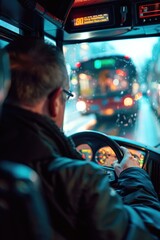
[63,37,160,147]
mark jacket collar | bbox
[1,103,83,161]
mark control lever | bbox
[120,6,128,25]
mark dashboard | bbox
[71,130,160,199]
[76,144,145,168]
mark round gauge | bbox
[76,144,93,161]
[95,146,117,167]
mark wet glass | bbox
[63,37,160,149]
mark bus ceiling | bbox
[0,0,160,42]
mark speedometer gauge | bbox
[76,144,93,161]
[95,146,116,167]
[95,146,145,167]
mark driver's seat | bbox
[0,160,53,240]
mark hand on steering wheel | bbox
[113,146,141,177]
[70,130,124,183]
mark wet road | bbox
[64,96,160,148]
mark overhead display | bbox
[73,13,109,27]
[139,3,160,18]
[66,4,114,32]
[136,2,160,25]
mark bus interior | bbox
[0,0,160,239]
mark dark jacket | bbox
[0,103,159,240]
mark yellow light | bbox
[71,78,78,85]
[124,97,133,106]
[102,108,114,115]
[134,92,142,101]
[79,73,87,80]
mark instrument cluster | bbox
[76,144,145,168]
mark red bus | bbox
[73,55,141,124]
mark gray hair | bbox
[5,38,68,105]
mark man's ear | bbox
[48,87,63,117]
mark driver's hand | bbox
[113,146,140,177]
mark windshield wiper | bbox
[154,143,160,148]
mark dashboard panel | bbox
[77,144,145,168]
[74,131,160,201]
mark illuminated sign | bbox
[139,3,160,18]
[65,3,114,32]
[73,13,109,27]
[94,59,115,69]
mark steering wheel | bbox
[70,130,124,183]
[70,130,124,163]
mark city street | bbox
[64,97,160,149]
